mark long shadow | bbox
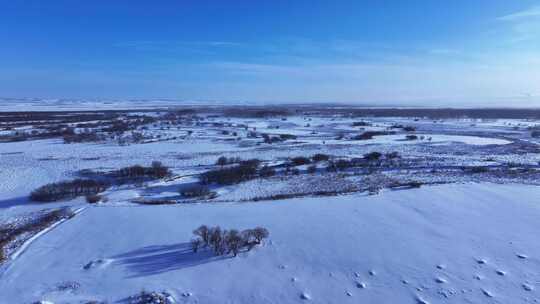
[0,196,32,209]
[112,242,227,278]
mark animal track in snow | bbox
[83,258,112,270]
[476,258,487,265]
[415,295,430,304]
[495,270,506,276]
[356,281,367,289]
[300,292,311,300]
[434,277,447,284]
[481,289,494,298]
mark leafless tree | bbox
[190,238,201,253]
[193,225,209,246]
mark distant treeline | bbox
[345,108,540,119]
[2,106,540,120]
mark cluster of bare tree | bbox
[1,208,74,262]
[30,179,109,202]
[201,159,261,185]
[113,161,170,179]
[180,184,215,198]
[191,225,269,257]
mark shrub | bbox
[216,156,228,166]
[85,194,102,204]
[215,156,241,166]
[262,134,284,144]
[405,135,418,140]
[30,179,109,202]
[1,208,74,263]
[63,130,102,143]
[114,162,171,179]
[201,160,260,185]
[129,291,172,304]
[385,151,400,159]
[467,166,489,173]
[279,134,297,140]
[252,227,269,243]
[290,156,311,166]
[311,153,329,162]
[364,152,382,161]
[352,121,370,127]
[150,161,170,178]
[259,165,276,177]
[353,131,392,140]
[335,159,353,170]
[181,185,213,198]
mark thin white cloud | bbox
[498,6,540,21]
[498,5,540,42]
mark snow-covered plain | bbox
[1,106,540,303]
[1,184,540,303]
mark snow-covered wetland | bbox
[1,105,540,303]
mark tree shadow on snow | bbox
[112,242,227,277]
[0,196,32,209]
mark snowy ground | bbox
[1,184,540,303]
[1,105,540,303]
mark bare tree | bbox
[253,227,269,244]
[209,226,224,254]
[241,229,257,251]
[190,238,201,253]
[193,225,209,246]
[225,229,243,257]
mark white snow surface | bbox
[1,183,540,303]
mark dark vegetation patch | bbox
[127,290,174,304]
[223,107,291,118]
[463,166,490,174]
[311,153,330,162]
[180,185,216,199]
[133,199,178,205]
[352,121,371,127]
[30,179,109,202]
[290,156,311,166]
[249,189,356,202]
[216,156,241,166]
[326,152,399,172]
[352,131,395,140]
[112,161,171,179]
[201,159,261,185]
[79,162,172,185]
[262,133,286,144]
[191,225,269,257]
[405,134,418,140]
[0,208,74,263]
[85,194,103,204]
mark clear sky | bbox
[1,1,540,106]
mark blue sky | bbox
[1,1,540,106]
